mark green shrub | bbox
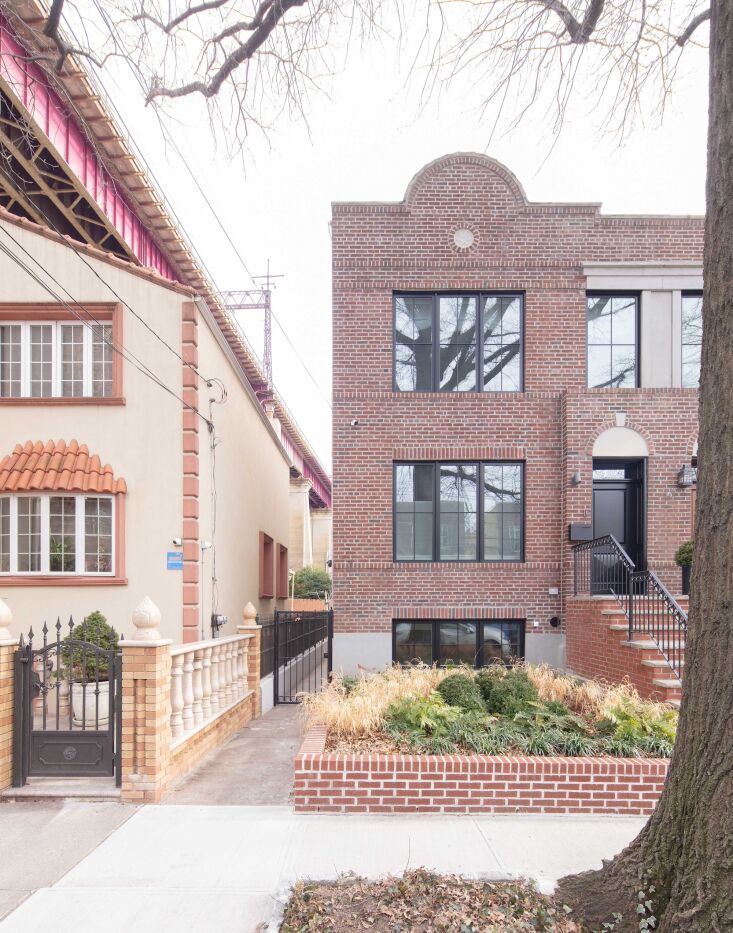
[674,540,694,567]
[476,668,538,716]
[512,701,591,735]
[596,699,677,744]
[385,693,461,738]
[61,611,118,680]
[437,673,485,711]
[292,565,332,598]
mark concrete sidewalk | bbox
[165,705,303,805]
[0,804,644,932]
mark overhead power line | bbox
[0,227,212,426]
[82,2,333,412]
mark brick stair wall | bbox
[566,596,686,703]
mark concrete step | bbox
[653,677,683,689]
[0,777,121,803]
[668,699,682,709]
[642,658,685,669]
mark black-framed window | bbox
[394,461,524,562]
[394,292,523,393]
[393,619,525,668]
[587,294,639,388]
[681,292,703,388]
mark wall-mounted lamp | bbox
[570,472,582,486]
[677,465,697,487]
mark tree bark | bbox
[557,2,733,930]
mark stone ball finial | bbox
[132,596,162,641]
[0,599,11,640]
[242,602,257,625]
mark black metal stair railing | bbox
[572,535,688,682]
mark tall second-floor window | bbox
[394,293,523,392]
[394,461,524,562]
[681,293,703,388]
[587,295,639,388]
[0,321,113,398]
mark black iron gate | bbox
[273,609,332,704]
[13,620,122,786]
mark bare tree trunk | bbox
[557,2,733,930]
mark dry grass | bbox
[301,664,454,738]
[302,662,674,739]
[524,663,671,720]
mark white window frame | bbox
[4,321,108,398]
[0,493,115,576]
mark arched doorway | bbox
[591,427,649,583]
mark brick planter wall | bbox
[295,727,668,815]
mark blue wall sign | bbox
[166,551,184,571]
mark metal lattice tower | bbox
[220,261,282,387]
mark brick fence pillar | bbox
[0,600,15,792]
[237,601,262,719]
[120,597,173,804]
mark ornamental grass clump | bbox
[301,663,451,738]
[304,662,678,758]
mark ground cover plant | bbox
[302,664,677,758]
[279,869,582,932]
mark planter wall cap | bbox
[122,638,173,648]
[0,598,11,640]
[132,596,163,641]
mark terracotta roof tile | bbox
[0,441,126,495]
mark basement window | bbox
[392,619,525,667]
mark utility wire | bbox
[0,230,212,426]
[84,2,332,410]
[0,152,210,388]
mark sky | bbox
[90,16,709,473]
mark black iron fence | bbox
[258,609,332,704]
[258,616,276,679]
[572,535,688,682]
[13,617,121,786]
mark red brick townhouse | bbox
[331,153,703,676]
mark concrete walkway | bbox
[0,801,135,922]
[0,803,645,932]
[165,705,303,805]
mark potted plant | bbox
[62,611,119,728]
[674,540,694,596]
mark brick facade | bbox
[294,728,668,815]
[331,153,703,671]
[0,642,15,792]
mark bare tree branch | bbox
[676,7,710,46]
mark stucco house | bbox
[0,7,330,644]
[331,153,702,696]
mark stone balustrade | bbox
[169,634,253,746]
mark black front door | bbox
[592,458,645,591]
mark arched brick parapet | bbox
[403,153,528,207]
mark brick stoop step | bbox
[566,596,688,705]
[602,599,687,706]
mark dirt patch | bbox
[279,869,584,932]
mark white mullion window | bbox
[2,319,114,399]
[75,495,85,574]
[83,326,93,396]
[0,493,115,576]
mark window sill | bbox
[0,397,125,406]
[0,576,128,586]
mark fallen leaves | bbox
[280,869,582,932]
